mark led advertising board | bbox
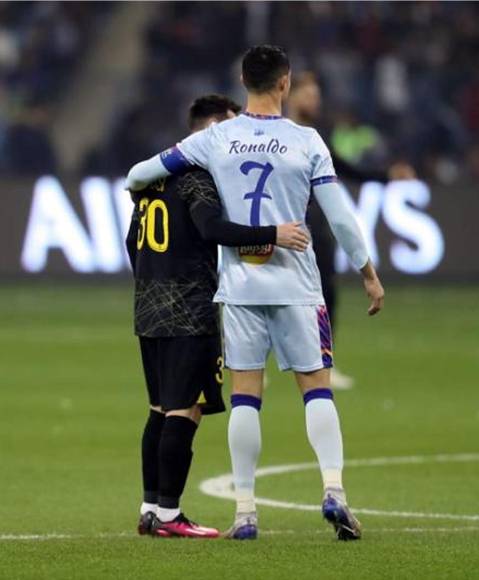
[0,176,476,280]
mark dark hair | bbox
[188,94,241,130]
[242,45,290,93]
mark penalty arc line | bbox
[199,453,479,522]
[2,454,478,542]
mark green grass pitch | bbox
[1,283,478,579]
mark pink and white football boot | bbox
[151,513,219,538]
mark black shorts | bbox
[139,334,225,415]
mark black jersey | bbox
[126,168,276,338]
[128,171,219,337]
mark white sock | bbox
[140,502,157,516]
[305,397,344,495]
[228,402,261,514]
[158,507,180,522]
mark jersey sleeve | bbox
[126,126,213,191]
[178,168,221,210]
[176,124,213,169]
[126,154,170,191]
[309,130,338,187]
[311,181,368,270]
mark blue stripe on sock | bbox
[231,394,262,411]
[303,388,334,405]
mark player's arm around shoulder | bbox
[178,168,232,244]
[126,153,169,192]
[180,169,309,251]
[126,124,217,192]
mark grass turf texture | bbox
[1,283,478,580]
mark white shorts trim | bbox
[283,360,325,373]
[225,361,266,371]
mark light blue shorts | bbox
[222,304,333,372]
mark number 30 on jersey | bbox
[137,197,169,252]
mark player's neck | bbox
[246,93,282,117]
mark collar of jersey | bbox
[242,111,283,120]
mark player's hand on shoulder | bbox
[276,222,310,252]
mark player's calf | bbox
[227,391,262,539]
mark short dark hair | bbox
[242,45,290,93]
[188,94,241,130]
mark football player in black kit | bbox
[126,94,309,538]
[289,73,415,389]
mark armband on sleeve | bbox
[160,147,192,174]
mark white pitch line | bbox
[261,527,479,535]
[1,528,479,542]
[0,532,136,541]
[345,453,479,468]
[3,454,478,543]
[0,534,73,541]
[352,508,479,522]
[199,453,479,522]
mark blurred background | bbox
[0,0,477,279]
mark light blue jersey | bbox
[176,112,336,305]
[126,112,369,306]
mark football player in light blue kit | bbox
[126,45,385,541]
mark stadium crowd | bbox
[0,1,113,174]
[0,1,478,182]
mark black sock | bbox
[141,409,165,504]
[158,416,198,509]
